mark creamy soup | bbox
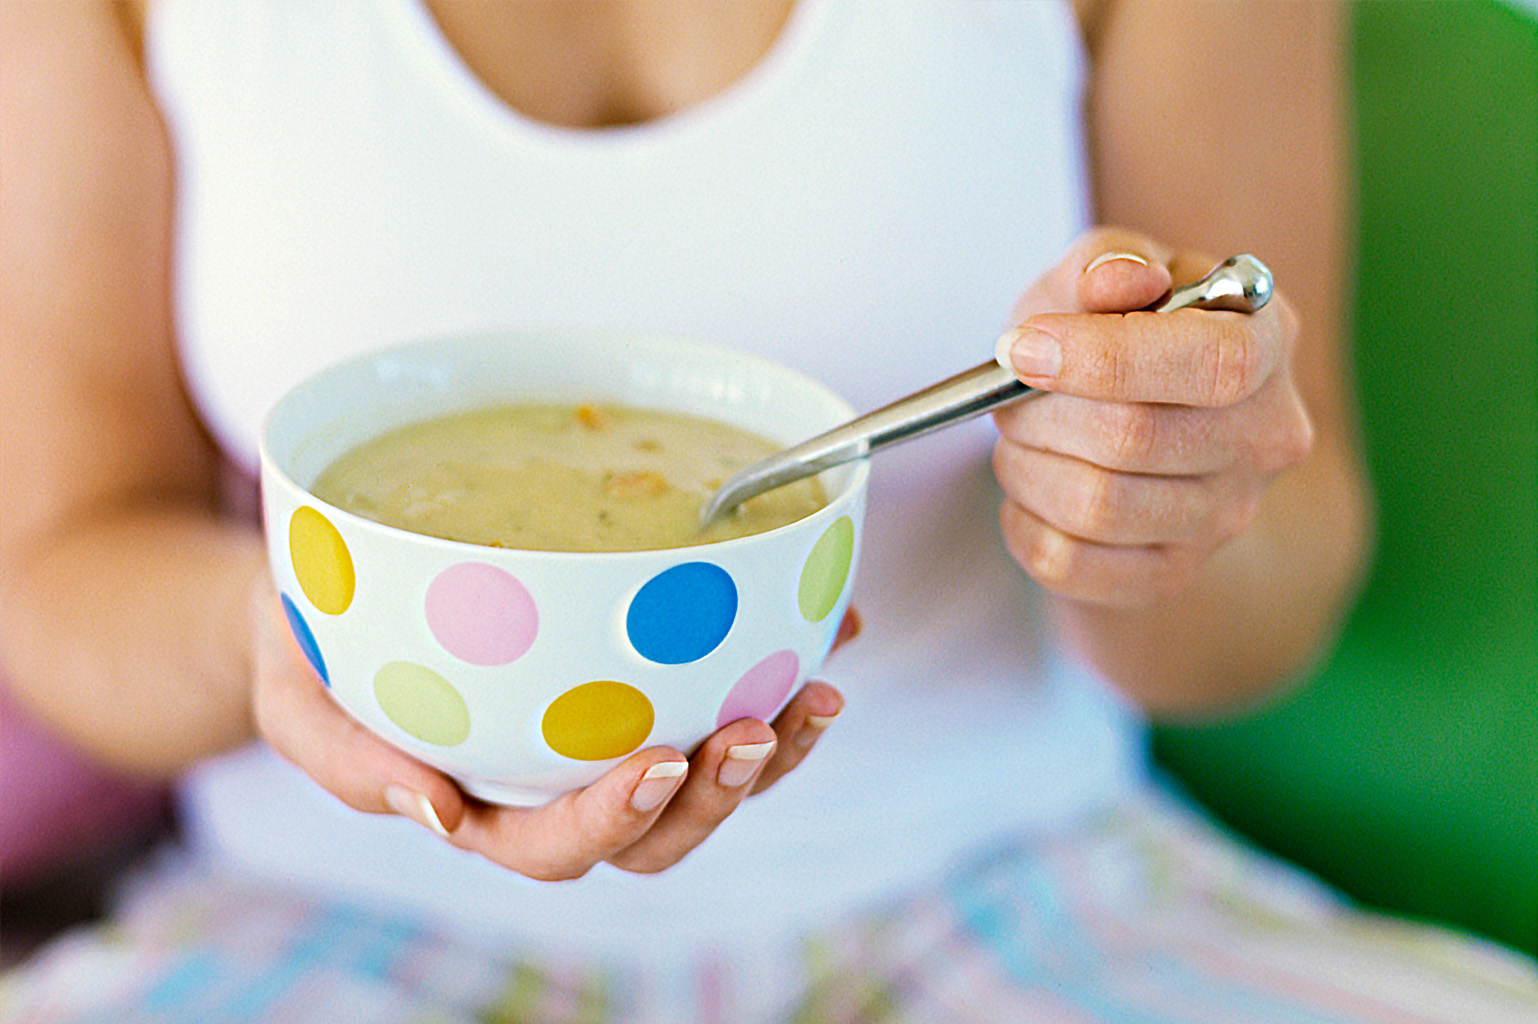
[310,402,827,552]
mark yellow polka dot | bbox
[290,506,355,615]
[373,661,471,747]
[541,681,654,762]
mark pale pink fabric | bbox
[0,685,167,887]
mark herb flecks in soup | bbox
[311,403,826,552]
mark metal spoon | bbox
[698,254,1274,528]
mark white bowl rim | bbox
[258,328,870,562]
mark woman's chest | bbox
[147,0,1090,468]
[421,0,797,129]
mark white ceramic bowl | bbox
[259,331,867,805]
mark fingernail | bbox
[718,741,775,787]
[630,760,687,812]
[385,784,450,838]
[1084,250,1149,274]
[794,710,842,749]
[994,328,1062,379]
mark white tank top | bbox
[148,0,1143,975]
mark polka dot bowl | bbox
[259,330,867,806]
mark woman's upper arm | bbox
[0,1,217,577]
[1082,0,1354,433]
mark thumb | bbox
[1006,228,1174,323]
[997,227,1175,378]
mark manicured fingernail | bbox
[794,710,842,749]
[630,760,688,812]
[994,328,1062,379]
[718,741,775,787]
[1084,250,1149,274]
[385,785,450,838]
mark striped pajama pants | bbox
[3,791,1533,1024]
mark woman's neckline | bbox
[401,0,825,147]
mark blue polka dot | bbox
[626,562,737,664]
[282,592,329,685]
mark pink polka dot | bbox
[716,650,799,729]
[425,563,538,667]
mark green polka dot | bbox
[799,516,854,622]
[373,661,470,747]
[289,506,355,615]
[542,680,654,762]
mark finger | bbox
[994,371,1312,478]
[995,393,1230,476]
[604,717,779,874]
[449,749,690,881]
[992,442,1251,547]
[251,587,466,836]
[1074,247,1224,316]
[751,680,844,794]
[997,500,1214,608]
[1014,304,1289,407]
[831,606,862,652]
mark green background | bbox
[1155,0,1537,956]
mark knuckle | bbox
[1001,502,1078,589]
[991,442,1036,507]
[1069,467,1121,537]
[1061,324,1130,397]
[1098,402,1159,467]
[1284,404,1317,464]
[1201,324,1261,406]
[1259,397,1315,472]
[990,440,1014,486]
[1095,343,1133,398]
[1024,521,1075,584]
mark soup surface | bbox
[310,402,827,552]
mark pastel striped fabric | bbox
[789,797,1538,1023]
[3,794,1534,1023]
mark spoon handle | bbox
[706,363,1029,516]
[699,254,1273,527]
